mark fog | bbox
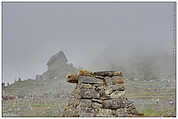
[3,2,176,83]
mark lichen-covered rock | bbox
[110,91,126,98]
[110,76,125,84]
[63,70,142,117]
[107,84,125,91]
[93,71,123,77]
[79,76,103,84]
[104,84,125,96]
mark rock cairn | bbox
[63,70,143,117]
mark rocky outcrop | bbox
[35,51,78,80]
[63,71,143,117]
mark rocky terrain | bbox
[63,71,143,117]
[2,51,176,117]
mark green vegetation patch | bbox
[8,87,22,90]
[32,103,57,108]
[141,109,172,117]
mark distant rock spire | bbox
[36,50,78,80]
[47,51,68,66]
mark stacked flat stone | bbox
[63,71,142,117]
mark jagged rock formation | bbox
[63,71,143,117]
[33,51,79,96]
[36,51,78,80]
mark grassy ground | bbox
[125,79,176,117]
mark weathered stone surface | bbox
[105,77,124,86]
[93,71,123,77]
[80,89,100,99]
[103,99,126,109]
[80,84,95,89]
[71,88,81,99]
[104,85,125,97]
[104,88,113,95]
[93,71,113,77]
[96,86,104,90]
[104,77,113,86]
[126,103,138,114]
[63,102,80,117]
[64,71,140,117]
[92,102,103,110]
[95,86,105,95]
[127,108,137,114]
[96,109,114,117]
[115,108,129,117]
[110,91,125,98]
[113,71,123,77]
[93,83,104,88]
[91,99,103,104]
[111,76,125,85]
[79,99,92,107]
[80,76,103,84]
[110,84,125,91]
[80,106,95,114]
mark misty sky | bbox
[3,2,175,83]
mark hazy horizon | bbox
[3,2,176,83]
